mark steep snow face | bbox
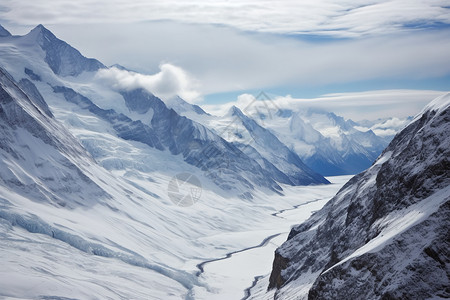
[164,95,209,120]
[0,67,108,207]
[266,93,450,299]
[26,25,105,77]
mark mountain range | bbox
[1,24,445,300]
[0,24,338,199]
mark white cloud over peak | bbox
[95,64,201,103]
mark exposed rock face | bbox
[268,93,450,299]
[29,24,105,77]
[0,25,11,37]
[269,252,289,289]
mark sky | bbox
[0,0,449,119]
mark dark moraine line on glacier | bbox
[241,196,332,299]
[242,275,264,300]
[195,233,284,277]
[271,197,329,218]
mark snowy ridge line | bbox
[0,210,199,290]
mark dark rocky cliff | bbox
[268,93,450,299]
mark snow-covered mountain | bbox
[200,105,328,186]
[0,24,328,197]
[246,107,390,176]
[183,96,392,177]
[0,65,193,298]
[30,24,105,77]
[266,93,450,299]
[2,63,305,299]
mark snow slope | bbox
[264,93,450,299]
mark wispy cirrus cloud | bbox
[72,23,450,98]
[1,0,449,37]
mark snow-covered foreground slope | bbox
[263,93,450,299]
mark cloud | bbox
[1,3,449,101]
[1,0,449,37]
[95,64,201,103]
[201,90,448,121]
[43,22,450,98]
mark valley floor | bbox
[191,175,351,300]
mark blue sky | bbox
[0,0,449,110]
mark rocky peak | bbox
[0,24,11,37]
[24,24,105,77]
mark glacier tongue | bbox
[0,23,329,192]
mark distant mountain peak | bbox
[34,24,48,32]
[227,105,245,118]
[0,24,11,37]
[24,24,105,77]
[27,24,56,41]
[110,64,130,71]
